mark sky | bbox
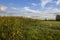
[0,0,60,20]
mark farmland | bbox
[0,16,60,40]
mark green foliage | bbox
[0,16,60,40]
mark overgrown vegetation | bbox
[0,16,60,40]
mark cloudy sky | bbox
[0,0,60,20]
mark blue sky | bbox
[0,0,60,20]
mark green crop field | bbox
[0,16,60,40]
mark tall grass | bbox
[0,16,60,40]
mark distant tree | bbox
[56,15,60,21]
[45,18,47,21]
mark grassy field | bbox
[0,16,60,40]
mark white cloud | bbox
[41,0,52,8]
[45,7,60,14]
[0,6,58,20]
[11,7,19,10]
[32,3,37,6]
[21,7,41,14]
[0,6,7,12]
[20,7,57,20]
[56,0,60,5]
